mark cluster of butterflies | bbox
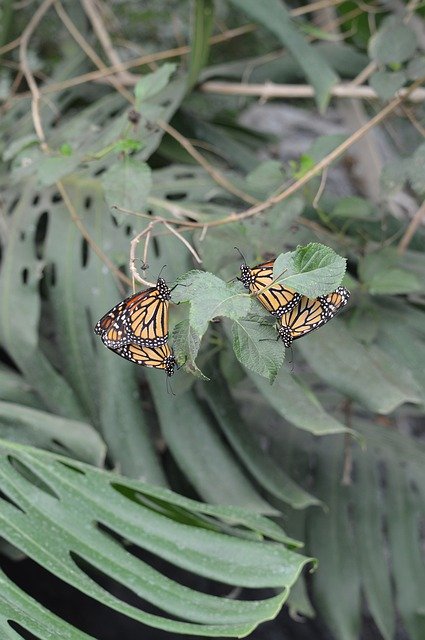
[94,256,350,377]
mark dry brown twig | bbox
[397,200,425,255]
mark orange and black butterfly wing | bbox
[278,286,350,347]
[94,278,171,349]
[114,342,176,377]
[240,259,301,316]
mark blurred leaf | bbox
[174,271,251,336]
[187,0,214,90]
[0,366,45,410]
[203,374,321,510]
[298,321,421,413]
[406,142,425,194]
[2,134,39,161]
[148,376,277,513]
[250,368,351,435]
[309,436,361,640]
[0,440,313,637]
[0,401,105,466]
[380,158,410,193]
[359,249,421,294]
[369,70,406,101]
[231,319,284,383]
[246,160,284,195]
[351,449,395,640]
[308,134,347,163]
[101,158,152,214]
[386,458,425,640]
[407,55,425,80]
[332,196,374,219]
[134,63,176,106]
[273,243,347,297]
[37,155,81,186]
[227,0,338,111]
[369,18,417,65]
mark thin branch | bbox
[162,221,202,264]
[397,200,425,255]
[291,0,344,16]
[0,36,22,56]
[81,0,137,85]
[129,224,157,288]
[54,0,134,104]
[199,80,425,103]
[312,167,328,209]
[19,0,55,151]
[157,119,260,205]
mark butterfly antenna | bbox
[234,246,247,265]
[158,264,167,279]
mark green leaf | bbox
[134,63,176,106]
[245,160,284,194]
[174,271,251,336]
[369,19,417,65]
[406,142,425,194]
[148,377,275,513]
[351,449,395,640]
[226,0,338,111]
[407,55,425,80]
[358,249,421,294]
[250,369,351,436]
[273,243,347,297]
[187,0,214,90]
[172,319,208,380]
[332,196,374,219]
[0,440,313,637]
[231,319,284,383]
[308,134,347,163]
[369,70,406,101]
[37,154,81,186]
[309,436,361,640]
[0,401,105,466]
[101,157,152,213]
[203,374,321,510]
[297,321,421,413]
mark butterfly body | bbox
[114,342,176,377]
[239,260,301,316]
[94,277,171,349]
[277,286,350,347]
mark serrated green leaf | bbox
[37,154,81,186]
[407,55,425,80]
[172,319,208,380]
[227,0,338,111]
[134,63,176,106]
[245,160,284,194]
[369,70,406,101]
[273,243,347,297]
[0,440,313,637]
[174,271,251,336]
[308,134,347,163]
[231,319,284,383]
[101,157,152,213]
[358,249,421,294]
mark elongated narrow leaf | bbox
[250,369,351,436]
[298,321,420,413]
[0,401,105,466]
[148,374,276,514]
[187,0,214,89]
[309,436,361,640]
[203,373,321,509]
[351,448,394,640]
[0,440,313,638]
[227,0,338,111]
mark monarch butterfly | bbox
[238,256,301,316]
[113,342,176,377]
[277,286,350,348]
[94,277,172,349]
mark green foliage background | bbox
[0,1,425,639]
